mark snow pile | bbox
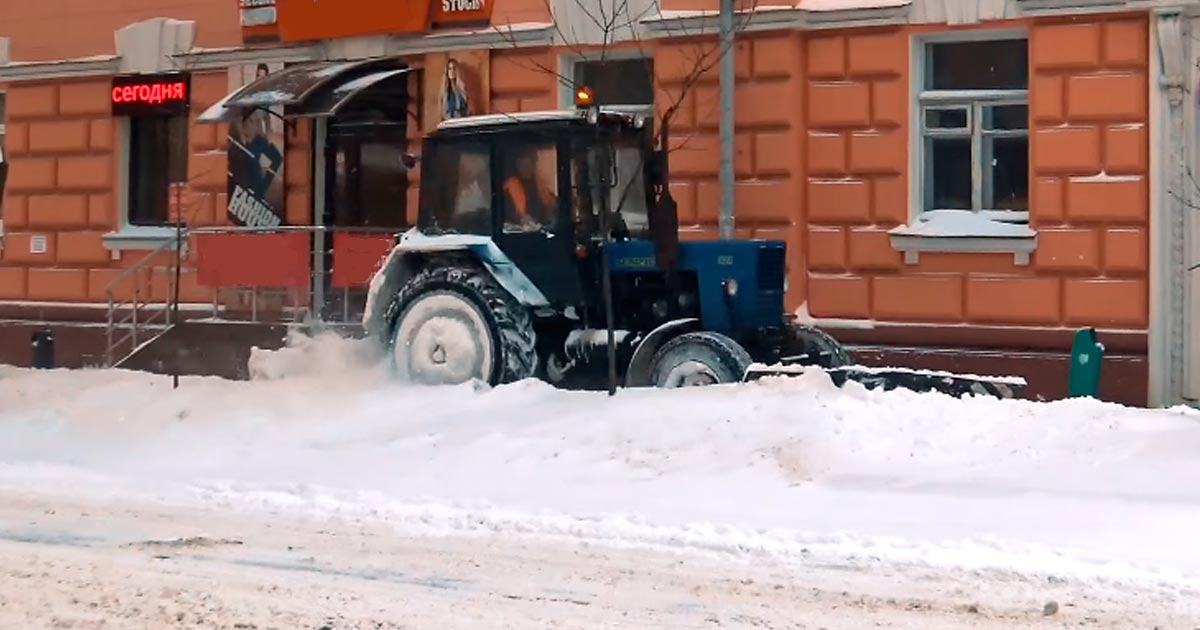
[2,351,1200,594]
[247,328,386,381]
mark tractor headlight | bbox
[723,278,738,298]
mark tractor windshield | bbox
[572,133,650,240]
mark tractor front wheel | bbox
[648,331,753,388]
[387,260,537,386]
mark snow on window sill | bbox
[102,225,182,253]
[888,210,1037,265]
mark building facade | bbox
[0,0,1195,407]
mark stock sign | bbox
[111,73,191,117]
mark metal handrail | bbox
[105,236,179,293]
[103,224,406,365]
[104,235,184,367]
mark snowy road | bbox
[0,492,1187,630]
[2,335,1200,628]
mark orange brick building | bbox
[0,0,1194,407]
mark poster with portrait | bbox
[226,61,287,227]
[422,50,490,132]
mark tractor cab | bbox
[412,90,665,309]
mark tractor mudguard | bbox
[362,229,550,340]
[624,318,702,387]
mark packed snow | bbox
[2,332,1199,608]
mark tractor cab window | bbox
[571,135,650,240]
[612,140,649,235]
[499,140,559,234]
[420,140,491,235]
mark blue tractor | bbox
[362,92,1024,398]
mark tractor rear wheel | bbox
[387,259,537,386]
[648,331,753,388]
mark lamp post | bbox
[718,0,735,240]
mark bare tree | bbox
[491,0,761,154]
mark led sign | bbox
[111,73,191,117]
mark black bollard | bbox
[31,328,54,369]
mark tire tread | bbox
[386,255,537,384]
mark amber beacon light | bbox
[575,86,595,109]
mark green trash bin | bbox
[1068,327,1104,398]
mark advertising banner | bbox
[422,50,490,132]
[226,62,286,228]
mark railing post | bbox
[132,283,140,351]
[312,227,325,322]
[313,118,328,323]
[166,269,174,327]
[106,291,115,367]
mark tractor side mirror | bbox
[400,152,419,170]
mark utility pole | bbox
[718,0,735,240]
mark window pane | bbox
[449,146,491,234]
[501,140,558,232]
[357,142,409,227]
[612,144,649,236]
[925,107,968,130]
[129,117,171,225]
[982,104,1028,131]
[929,39,1028,90]
[925,136,972,210]
[574,58,654,106]
[424,141,491,235]
[984,135,1029,211]
[331,140,409,228]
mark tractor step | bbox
[743,363,1026,400]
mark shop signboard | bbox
[111,73,191,118]
[273,0,433,43]
[432,0,493,28]
[225,63,286,228]
[253,0,494,44]
[239,0,279,43]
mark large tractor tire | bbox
[648,331,753,388]
[386,259,537,386]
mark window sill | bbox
[102,226,184,253]
[888,210,1037,265]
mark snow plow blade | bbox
[742,363,1026,400]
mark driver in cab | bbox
[503,148,557,232]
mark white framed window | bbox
[916,33,1029,224]
[104,117,189,252]
[558,51,654,115]
[892,31,1036,265]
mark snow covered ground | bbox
[1,332,1199,628]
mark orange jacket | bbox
[503,175,556,219]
